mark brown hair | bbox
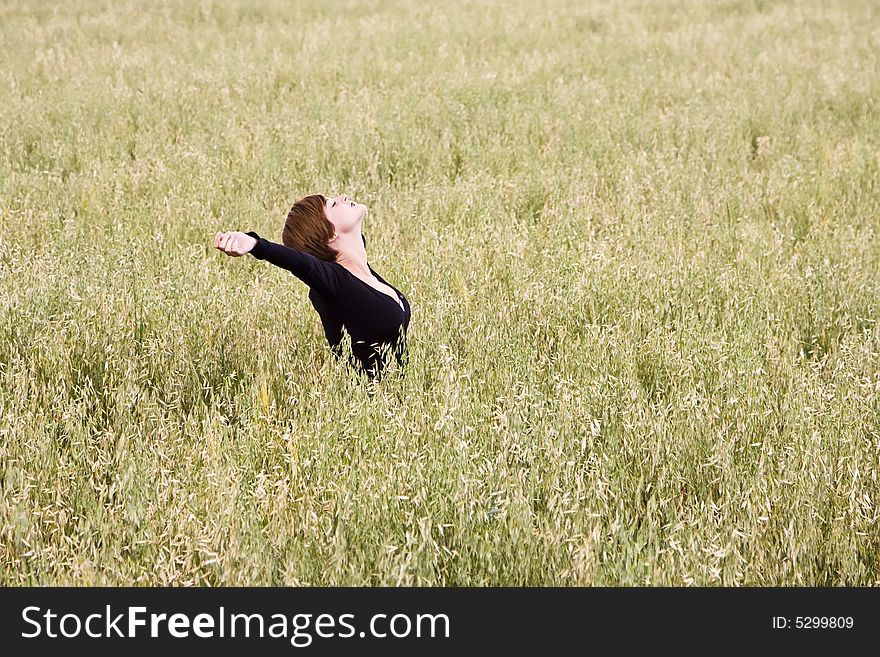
[281,194,339,262]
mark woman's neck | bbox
[334,231,371,278]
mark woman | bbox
[214,193,412,381]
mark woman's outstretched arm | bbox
[214,230,342,299]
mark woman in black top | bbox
[214,193,411,381]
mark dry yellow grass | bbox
[1,0,878,584]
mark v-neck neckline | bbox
[337,263,405,311]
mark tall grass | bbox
[1,0,878,585]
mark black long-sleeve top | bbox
[245,230,411,380]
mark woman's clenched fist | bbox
[214,231,257,257]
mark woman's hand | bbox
[214,231,257,256]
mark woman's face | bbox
[324,194,367,233]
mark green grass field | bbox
[1,0,879,585]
